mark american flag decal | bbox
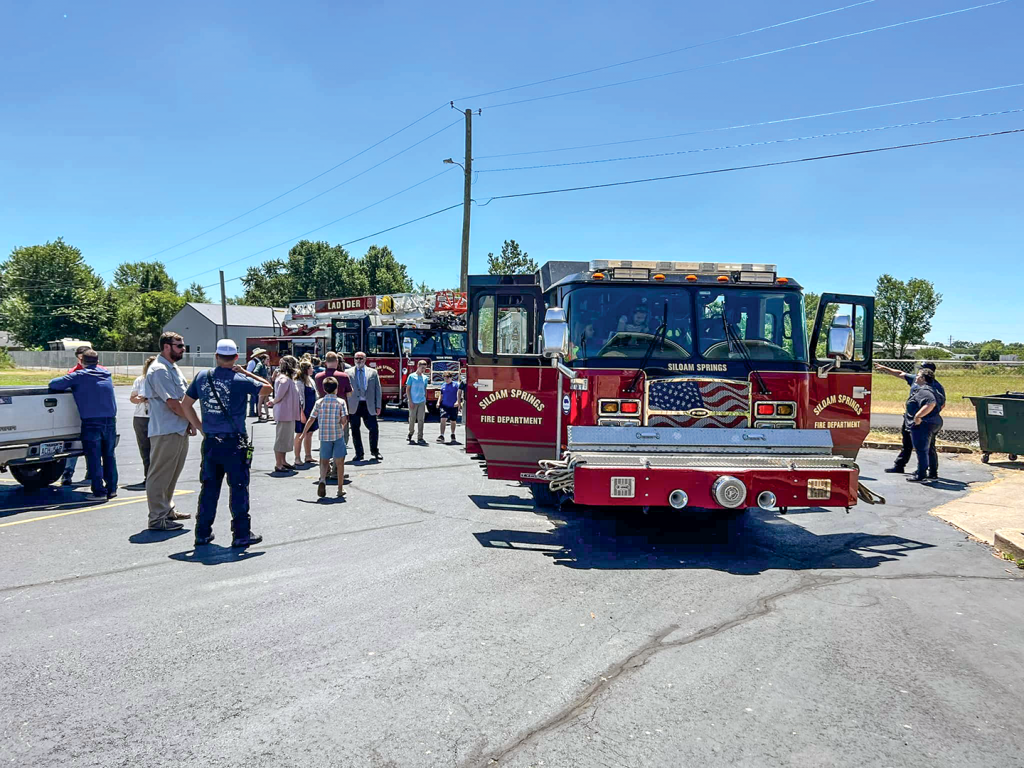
[646,378,750,429]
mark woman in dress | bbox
[128,356,157,488]
[270,355,304,472]
[294,359,318,465]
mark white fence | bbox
[10,350,220,380]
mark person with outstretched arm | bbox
[875,361,946,478]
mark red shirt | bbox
[314,367,352,399]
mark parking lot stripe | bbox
[0,490,194,528]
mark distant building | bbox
[1000,354,1020,362]
[162,303,286,354]
[0,331,24,350]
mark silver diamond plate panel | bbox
[567,452,857,470]
[567,426,833,455]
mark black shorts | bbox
[441,405,459,422]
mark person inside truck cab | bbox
[568,323,596,361]
[617,305,650,335]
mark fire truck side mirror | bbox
[402,337,413,356]
[826,315,855,361]
[542,307,569,359]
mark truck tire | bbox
[9,459,67,491]
[529,483,558,508]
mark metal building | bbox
[162,303,286,354]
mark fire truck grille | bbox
[431,360,460,384]
[646,378,750,428]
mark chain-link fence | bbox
[9,350,219,380]
[872,359,1024,445]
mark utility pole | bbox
[460,108,473,294]
[219,270,229,342]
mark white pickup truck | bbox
[0,387,85,490]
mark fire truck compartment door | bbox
[467,278,558,481]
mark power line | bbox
[481,1,1011,110]
[179,168,458,283]
[136,102,450,264]
[458,0,879,101]
[161,118,463,268]
[478,127,1024,203]
[213,203,464,289]
[477,108,1024,172]
[475,82,1024,160]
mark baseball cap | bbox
[919,362,937,371]
[216,339,239,356]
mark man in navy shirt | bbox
[49,349,118,500]
[875,361,946,478]
[182,339,272,548]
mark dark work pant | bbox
[249,393,259,417]
[133,416,151,479]
[928,417,942,477]
[81,417,117,496]
[909,421,939,479]
[349,401,378,458]
[196,435,251,541]
[893,422,913,469]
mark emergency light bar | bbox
[589,260,776,280]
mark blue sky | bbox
[1,0,1021,343]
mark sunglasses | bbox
[171,343,185,349]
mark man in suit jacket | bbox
[346,351,383,462]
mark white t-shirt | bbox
[131,375,149,418]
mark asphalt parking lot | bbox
[1,388,1022,767]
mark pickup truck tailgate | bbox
[0,386,76,446]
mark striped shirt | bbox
[309,394,348,442]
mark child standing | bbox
[300,376,349,499]
[435,371,460,444]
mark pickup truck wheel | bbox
[529,483,558,508]
[9,459,67,491]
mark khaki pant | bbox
[147,432,190,526]
[408,401,426,441]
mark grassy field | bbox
[0,369,136,386]
[872,370,1024,418]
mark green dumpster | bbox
[965,392,1024,464]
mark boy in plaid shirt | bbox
[300,376,349,499]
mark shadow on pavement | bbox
[129,528,190,544]
[296,497,347,505]
[168,545,265,565]
[0,490,104,519]
[922,478,971,491]
[473,504,934,575]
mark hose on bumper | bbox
[537,455,577,495]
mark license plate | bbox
[610,477,635,498]
[807,478,831,500]
[39,441,63,458]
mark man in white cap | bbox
[181,339,272,548]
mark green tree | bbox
[112,261,178,294]
[362,245,414,294]
[873,275,942,358]
[914,347,952,359]
[486,240,537,275]
[110,291,186,351]
[240,260,294,307]
[0,238,108,348]
[803,291,820,333]
[182,282,210,303]
[286,240,368,301]
[979,340,1006,361]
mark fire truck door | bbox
[809,293,875,458]
[467,282,560,481]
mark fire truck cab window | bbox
[441,332,467,357]
[401,330,441,357]
[333,331,359,356]
[496,306,529,355]
[367,329,398,356]
[565,286,693,362]
[697,289,807,362]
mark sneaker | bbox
[106,492,118,501]
[317,481,326,498]
[148,521,185,531]
[195,534,215,546]
[927,473,938,480]
[884,466,905,474]
[372,452,383,462]
[87,493,108,501]
[417,439,428,446]
[449,436,457,444]
[437,435,446,443]
[906,476,927,483]
[337,489,346,499]
[231,533,263,548]
[61,477,74,487]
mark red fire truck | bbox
[247,292,467,410]
[465,260,880,513]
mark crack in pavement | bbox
[466,567,1022,766]
[468,573,842,766]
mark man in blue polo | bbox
[49,349,118,500]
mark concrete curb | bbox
[995,529,1024,560]
[863,441,974,454]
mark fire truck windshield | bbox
[401,329,467,357]
[565,285,807,364]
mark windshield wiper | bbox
[721,313,771,395]
[626,305,668,393]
